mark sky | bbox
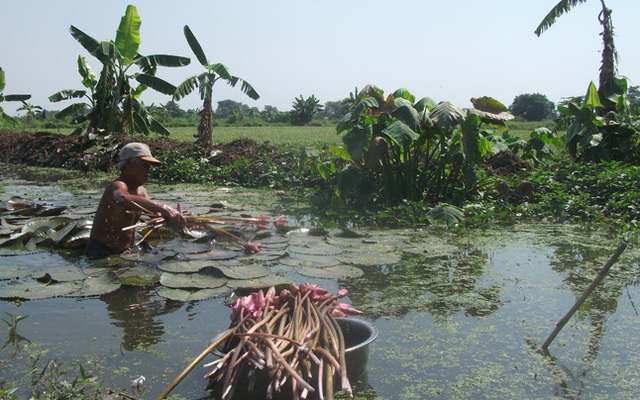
[2,0,639,117]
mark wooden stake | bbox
[541,242,627,350]
[157,328,234,399]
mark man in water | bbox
[86,142,186,258]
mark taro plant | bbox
[309,85,511,208]
[49,5,190,136]
[174,25,260,154]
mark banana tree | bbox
[535,0,618,106]
[50,5,190,136]
[291,95,323,125]
[0,67,31,123]
[174,25,259,153]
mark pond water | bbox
[1,167,640,399]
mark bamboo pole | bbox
[157,329,233,400]
[541,242,627,351]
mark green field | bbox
[42,120,556,148]
[163,120,556,145]
[168,125,343,147]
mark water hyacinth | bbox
[205,283,363,400]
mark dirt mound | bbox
[484,151,532,178]
[0,130,272,172]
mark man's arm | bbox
[111,181,186,228]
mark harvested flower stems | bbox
[122,202,286,254]
[158,284,363,400]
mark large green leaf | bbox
[136,54,191,70]
[382,120,419,152]
[426,203,465,226]
[208,63,233,80]
[392,99,422,131]
[2,94,31,102]
[236,78,260,100]
[534,0,588,36]
[173,75,199,100]
[470,96,509,114]
[183,25,209,66]
[352,97,379,118]
[135,74,177,96]
[77,56,97,89]
[584,81,603,109]
[429,101,466,131]
[343,124,373,161]
[392,88,415,103]
[49,90,86,102]
[69,26,110,65]
[115,4,141,66]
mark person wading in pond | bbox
[86,142,186,259]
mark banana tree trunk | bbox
[197,97,214,154]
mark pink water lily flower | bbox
[331,301,364,317]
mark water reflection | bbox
[342,248,503,321]
[101,285,182,351]
[532,241,639,399]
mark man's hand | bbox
[160,205,186,231]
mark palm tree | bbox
[535,0,617,102]
[174,25,260,153]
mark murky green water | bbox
[1,167,640,399]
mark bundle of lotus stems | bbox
[123,201,286,254]
[158,284,363,400]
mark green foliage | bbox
[2,311,29,355]
[308,85,514,209]
[0,67,31,124]
[49,5,190,137]
[488,161,640,235]
[291,95,323,126]
[509,93,556,121]
[557,79,640,162]
[26,357,101,400]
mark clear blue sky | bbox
[2,0,639,116]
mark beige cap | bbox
[118,142,161,165]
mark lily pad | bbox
[158,259,218,273]
[117,265,161,286]
[31,264,86,282]
[214,264,271,280]
[0,279,81,300]
[66,271,121,297]
[156,286,230,302]
[160,268,228,289]
[225,275,296,290]
[338,251,402,266]
[280,254,340,268]
[297,265,364,279]
[288,242,344,256]
[0,265,34,280]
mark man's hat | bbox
[118,142,161,165]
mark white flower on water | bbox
[131,375,146,387]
